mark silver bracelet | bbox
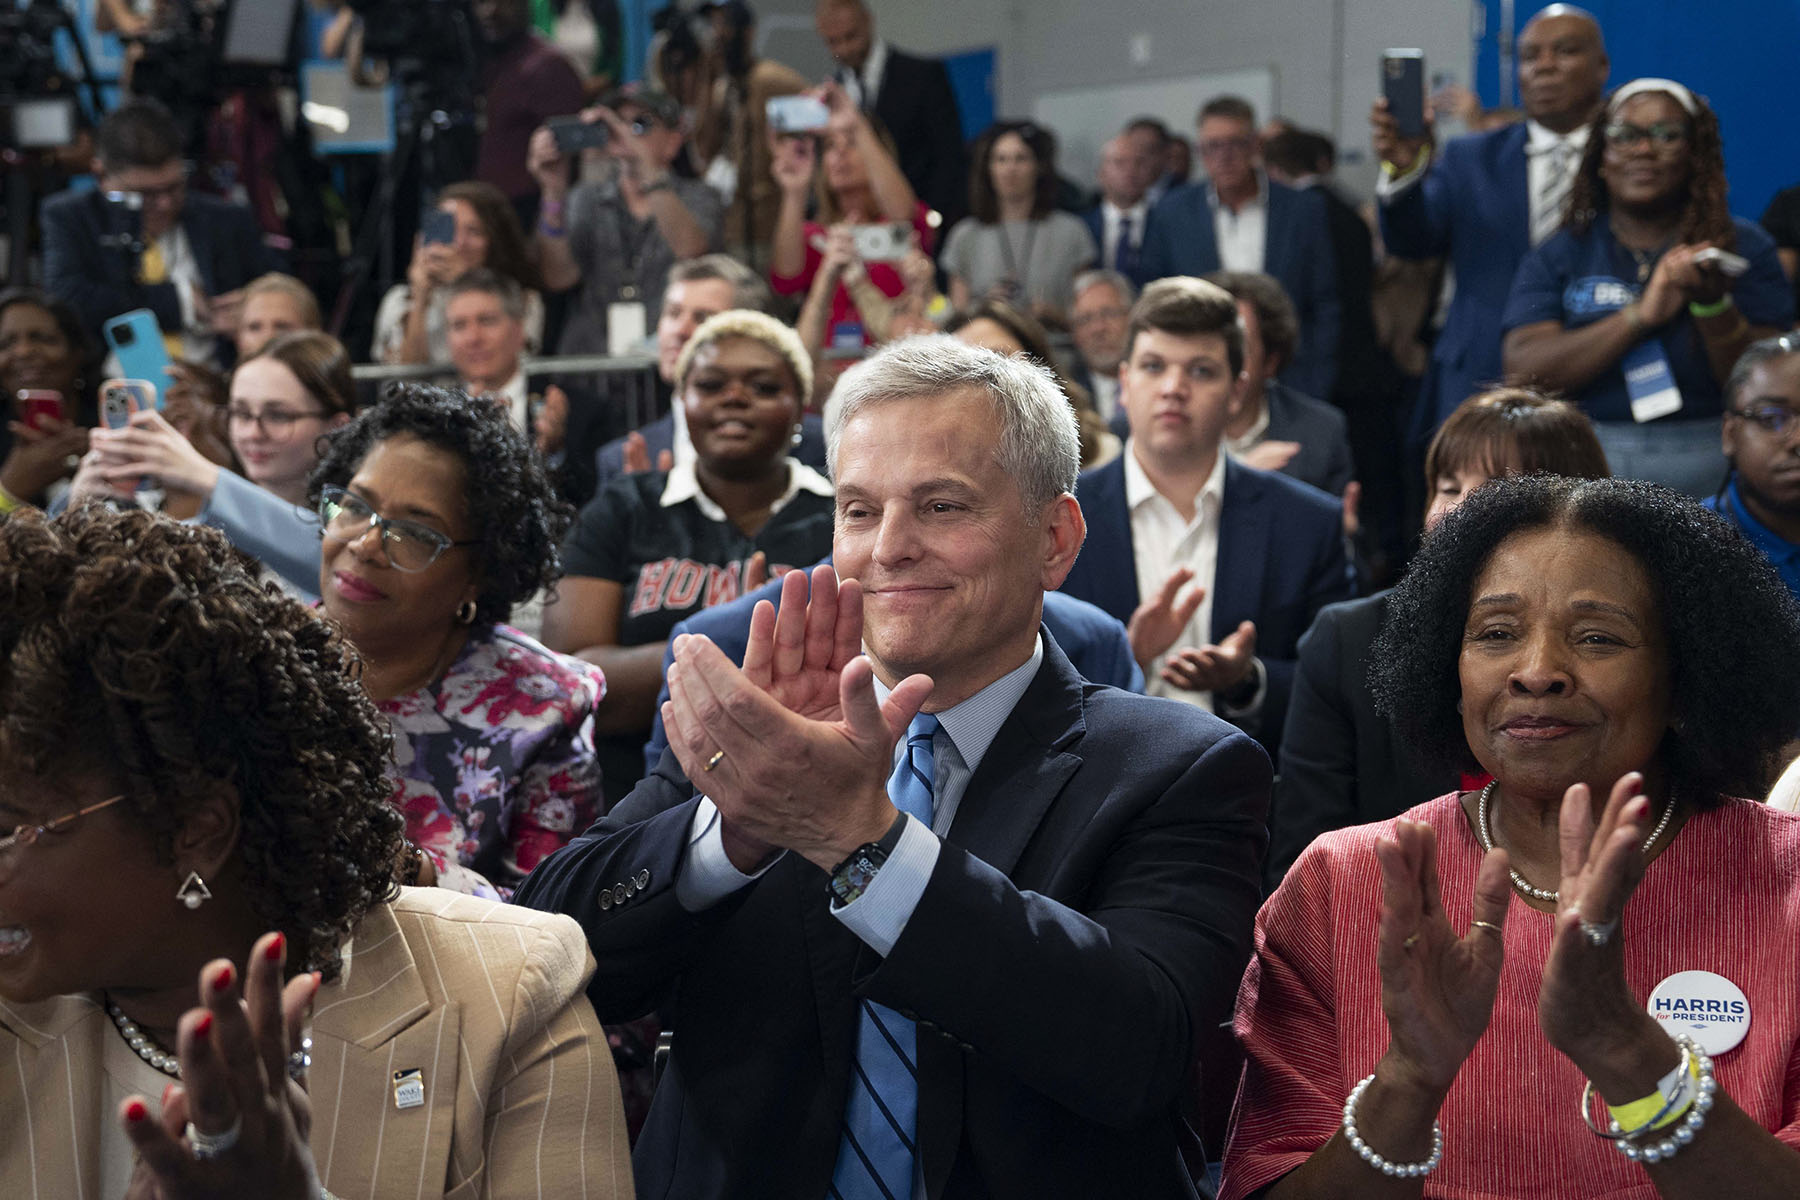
[1342,1072,1444,1178]
[1614,1037,1717,1165]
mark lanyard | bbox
[995,219,1038,297]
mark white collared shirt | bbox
[1124,441,1226,709]
[837,36,890,109]
[465,368,530,433]
[1088,371,1120,422]
[1223,395,1272,460]
[658,457,835,522]
[1099,199,1148,271]
[1209,177,1267,273]
[1524,119,1590,245]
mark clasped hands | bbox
[660,565,933,874]
[1374,773,1677,1107]
[1126,566,1258,695]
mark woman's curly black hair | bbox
[1369,475,1800,807]
[0,506,407,980]
[307,382,573,627]
[1566,86,1734,249]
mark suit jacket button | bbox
[625,879,638,897]
[635,868,651,888]
[613,882,629,904]
[598,891,614,911]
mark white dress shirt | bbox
[1099,199,1148,271]
[1524,119,1590,245]
[1210,179,1267,273]
[1124,442,1225,709]
[466,368,531,433]
[837,36,890,110]
[658,456,835,521]
[1088,372,1120,422]
[1222,395,1273,460]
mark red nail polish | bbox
[265,932,285,962]
[125,1099,148,1123]
[194,1012,213,1039]
[162,1082,175,1107]
[212,964,234,993]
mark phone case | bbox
[1383,51,1427,139]
[102,310,171,407]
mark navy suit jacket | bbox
[515,631,1269,1199]
[1059,454,1353,755]
[1134,180,1340,399]
[1378,123,1531,426]
[1261,380,1355,497]
[40,188,281,348]
[592,412,829,496]
[870,48,968,231]
[643,566,1145,773]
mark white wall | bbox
[753,0,1475,197]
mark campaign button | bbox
[1647,971,1750,1055]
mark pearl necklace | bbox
[107,1001,182,1077]
[106,999,313,1081]
[1475,779,1675,903]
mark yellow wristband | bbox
[1607,1056,1699,1134]
[0,484,22,514]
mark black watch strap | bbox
[827,811,911,907]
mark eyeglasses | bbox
[226,405,330,436]
[1071,305,1129,329]
[317,485,478,573]
[1730,403,1800,438]
[0,794,125,859]
[1603,122,1689,152]
[1198,136,1254,157]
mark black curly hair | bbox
[0,506,406,980]
[1565,85,1734,249]
[1370,475,1800,807]
[307,382,573,627]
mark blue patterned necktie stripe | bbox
[830,712,939,1200]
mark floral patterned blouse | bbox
[379,624,605,900]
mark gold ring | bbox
[1470,920,1503,936]
[703,749,725,773]
[1402,933,1421,949]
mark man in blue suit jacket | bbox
[1374,5,1609,427]
[1135,97,1339,400]
[1060,276,1352,757]
[41,98,279,361]
[518,335,1267,1198]
[644,559,1145,772]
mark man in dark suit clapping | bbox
[816,0,968,231]
[517,335,1268,1199]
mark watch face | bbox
[830,847,886,905]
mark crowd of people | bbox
[3,1,1800,1197]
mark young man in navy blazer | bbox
[1059,276,1353,758]
[518,335,1268,1198]
[1372,4,1609,428]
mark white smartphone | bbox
[1692,247,1750,278]
[850,223,911,263]
[766,95,830,135]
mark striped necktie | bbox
[830,711,939,1200]
[1531,139,1577,246]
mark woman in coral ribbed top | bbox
[1224,475,1800,1199]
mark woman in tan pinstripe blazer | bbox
[0,506,632,1198]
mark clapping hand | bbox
[659,565,933,872]
[620,430,674,475]
[120,932,323,1200]
[1161,621,1257,694]
[1127,566,1205,669]
[1373,819,1511,1096]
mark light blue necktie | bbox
[830,712,938,1200]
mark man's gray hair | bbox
[666,253,774,314]
[1071,269,1137,307]
[826,335,1080,520]
[445,267,526,322]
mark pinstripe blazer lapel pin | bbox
[393,1068,425,1110]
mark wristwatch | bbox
[828,812,910,907]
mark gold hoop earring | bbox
[456,600,478,625]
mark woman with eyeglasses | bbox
[67,331,358,597]
[310,382,601,901]
[942,121,1097,323]
[1704,335,1800,605]
[0,504,629,1198]
[1501,79,1794,498]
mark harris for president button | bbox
[1647,971,1750,1055]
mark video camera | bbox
[129,0,303,149]
[0,0,91,150]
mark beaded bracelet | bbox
[1616,1038,1716,1165]
[1342,1072,1445,1178]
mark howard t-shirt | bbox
[1501,215,1794,423]
[562,460,836,649]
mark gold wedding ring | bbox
[1402,933,1421,949]
[1470,920,1503,936]
[703,749,725,773]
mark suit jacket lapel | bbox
[1213,460,1270,642]
[1263,182,1293,276]
[1075,457,1141,621]
[1499,123,1532,256]
[308,903,460,1195]
[0,994,107,1196]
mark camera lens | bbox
[114,324,136,346]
